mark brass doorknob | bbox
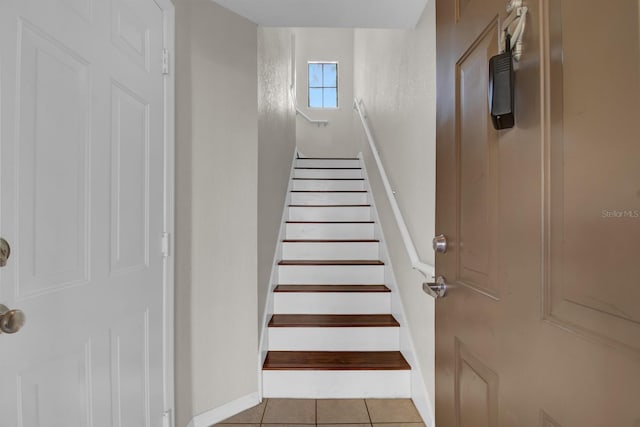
[0,304,26,334]
[0,238,10,267]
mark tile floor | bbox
[215,398,426,427]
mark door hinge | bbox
[162,48,170,75]
[162,409,173,427]
[161,232,170,258]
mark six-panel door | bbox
[0,0,167,425]
[435,0,640,425]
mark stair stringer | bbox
[357,152,435,427]
[257,147,299,400]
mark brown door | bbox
[435,0,640,425]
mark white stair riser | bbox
[291,192,368,205]
[296,159,360,168]
[288,206,371,222]
[294,169,362,179]
[282,241,379,260]
[278,265,384,284]
[274,292,390,314]
[292,180,365,191]
[262,371,411,398]
[268,327,399,351]
[286,223,374,240]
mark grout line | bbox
[364,399,373,425]
[259,398,268,424]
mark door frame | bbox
[154,0,176,425]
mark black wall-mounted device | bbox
[488,36,515,130]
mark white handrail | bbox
[353,97,435,280]
[291,86,328,127]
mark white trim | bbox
[257,147,299,398]
[358,153,436,427]
[186,393,261,427]
[154,1,176,426]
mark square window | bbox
[308,62,338,108]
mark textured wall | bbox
[294,28,357,157]
[353,1,437,420]
[258,27,296,337]
[175,1,259,425]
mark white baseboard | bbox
[186,392,261,427]
[411,371,436,427]
[258,147,299,398]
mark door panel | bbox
[111,311,151,427]
[18,343,93,426]
[0,0,166,426]
[110,81,150,274]
[17,19,91,296]
[456,17,500,299]
[455,338,498,427]
[111,0,152,72]
[436,0,640,425]
[542,0,640,354]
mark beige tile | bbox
[214,424,259,427]
[318,424,371,427]
[372,424,425,427]
[318,399,371,424]
[262,398,316,424]
[218,400,267,424]
[317,399,370,424]
[365,399,423,423]
[263,424,315,427]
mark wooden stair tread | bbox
[291,190,367,193]
[298,157,360,160]
[269,314,399,328]
[289,204,371,207]
[292,178,364,181]
[274,284,390,293]
[286,221,374,224]
[278,260,384,266]
[294,167,362,170]
[263,351,410,371]
[282,239,379,243]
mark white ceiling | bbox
[211,0,428,29]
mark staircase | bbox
[262,156,411,398]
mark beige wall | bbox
[175,1,259,425]
[175,0,193,425]
[257,27,296,335]
[353,0,437,416]
[294,28,357,157]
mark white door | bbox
[0,0,167,426]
